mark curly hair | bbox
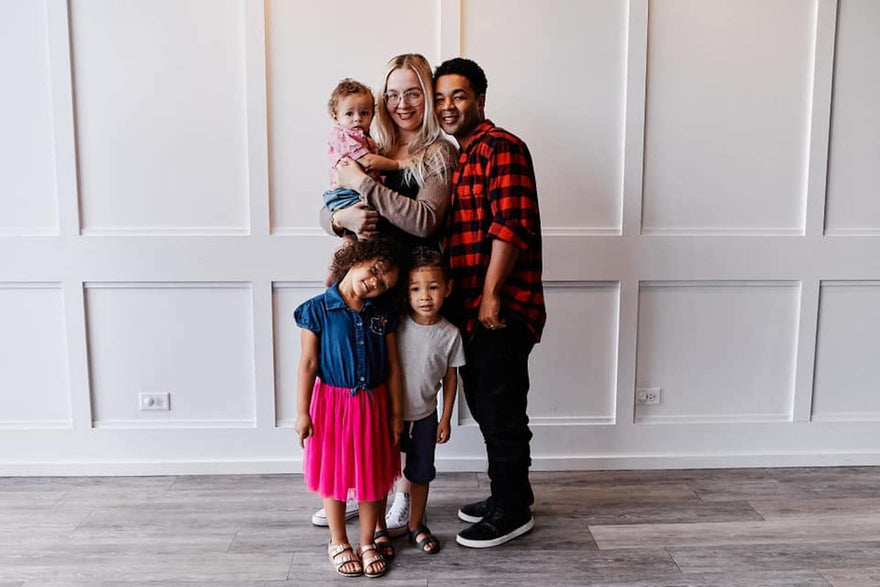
[433,57,488,97]
[329,238,408,299]
[327,78,374,118]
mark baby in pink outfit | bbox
[323,79,401,222]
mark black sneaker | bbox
[457,497,494,523]
[456,506,534,548]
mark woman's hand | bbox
[332,203,379,239]
[334,156,368,190]
[294,413,313,448]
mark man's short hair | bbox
[434,58,488,96]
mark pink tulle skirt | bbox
[303,378,400,502]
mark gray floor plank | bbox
[591,517,880,549]
[819,566,880,587]
[427,570,831,587]
[751,497,880,520]
[669,541,880,573]
[3,468,880,585]
[324,547,679,584]
[24,583,291,587]
[0,490,67,508]
[533,483,702,506]
[0,553,292,582]
[555,500,765,525]
[1,526,238,557]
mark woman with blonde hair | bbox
[321,53,457,249]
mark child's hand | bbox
[358,153,407,173]
[294,414,313,448]
[358,153,381,171]
[437,419,452,444]
[390,415,403,446]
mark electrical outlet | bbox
[636,388,661,405]
[139,392,171,411]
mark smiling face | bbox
[333,92,374,133]
[407,266,451,324]
[384,67,425,136]
[348,259,399,301]
[434,73,484,147]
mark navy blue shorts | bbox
[400,411,438,485]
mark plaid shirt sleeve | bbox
[486,136,541,249]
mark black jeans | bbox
[460,316,535,512]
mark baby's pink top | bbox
[327,124,380,188]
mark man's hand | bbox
[478,291,506,330]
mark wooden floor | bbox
[3,467,880,586]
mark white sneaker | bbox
[384,492,410,537]
[311,499,359,527]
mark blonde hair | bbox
[372,54,450,187]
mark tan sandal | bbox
[328,542,362,577]
[359,543,388,578]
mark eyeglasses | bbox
[384,89,423,106]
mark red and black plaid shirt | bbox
[443,120,546,342]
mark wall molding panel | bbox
[824,0,880,235]
[641,0,822,236]
[84,282,258,430]
[0,282,72,429]
[1,0,879,475]
[0,0,61,236]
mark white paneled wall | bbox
[0,1,58,235]
[0,285,70,427]
[1,0,880,475]
[71,0,250,234]
[824,0,880,235]
[813,282,880,421]
[642,0,815,235]
[635,282,800,423]
[86,283,257,428]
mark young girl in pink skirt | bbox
[294,237,404,579]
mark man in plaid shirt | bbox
[434,58,546,548]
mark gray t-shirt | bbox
[397,314,466,421]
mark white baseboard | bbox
[3,451,880,476]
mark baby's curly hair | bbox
[327,78,374,118]
[329,238,408,301]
